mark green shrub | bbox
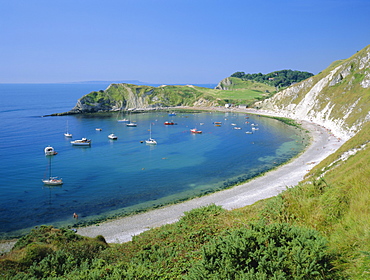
[187,222,338,279]
[19,243,53,266]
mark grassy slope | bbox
[205,77,276,104]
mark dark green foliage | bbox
[187,222,337,279]
[1,226,109,279]
[19,243,54,266]
[13,225,83,250]
[231,70,314,88]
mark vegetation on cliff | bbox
[231,69,314,88]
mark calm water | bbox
[0,84,307,239]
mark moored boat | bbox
[117,118,129,123]
[71,138,91,146]
[42,177,63,186]
[44,146,57,156]
[190,128,202,134]
[126,122,137,127]
[146,138,157,145]
[64,121,72,137]
[145,123,157,145]
[42,158,63,185]
[164,121,175,125]
[108,133,118,140]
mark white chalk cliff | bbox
[256,45,370,140]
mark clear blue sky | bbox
[1,0,369,84]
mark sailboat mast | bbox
[49,157,52,178]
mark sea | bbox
[0,83,307,239]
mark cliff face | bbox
[255,45,370,140]
[65,84,218,114]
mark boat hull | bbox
[108,134,118,140]
[71,142,91,146]
[146,138,157,145]
[42,178,63,186]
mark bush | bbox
[187,222,338,279]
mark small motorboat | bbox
[96,128,102,131]
[71,138,91,146]
[164,121,175,125]
[108,133,118,140]
[190,128,202,134]
[44,146,57,156]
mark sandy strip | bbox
[76,111,345,244]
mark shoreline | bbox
[76,108,345,244]
[0,108,345,252]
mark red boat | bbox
[164,121,175,125]
[190,128,202,134]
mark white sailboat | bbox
[126,111,137,127]
[42,158,63,185]
[145,123,157,145]
[117,109,129,122]
[64,120,72,137]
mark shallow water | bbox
[0,84,307,238]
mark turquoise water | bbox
[0,84,307,238]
